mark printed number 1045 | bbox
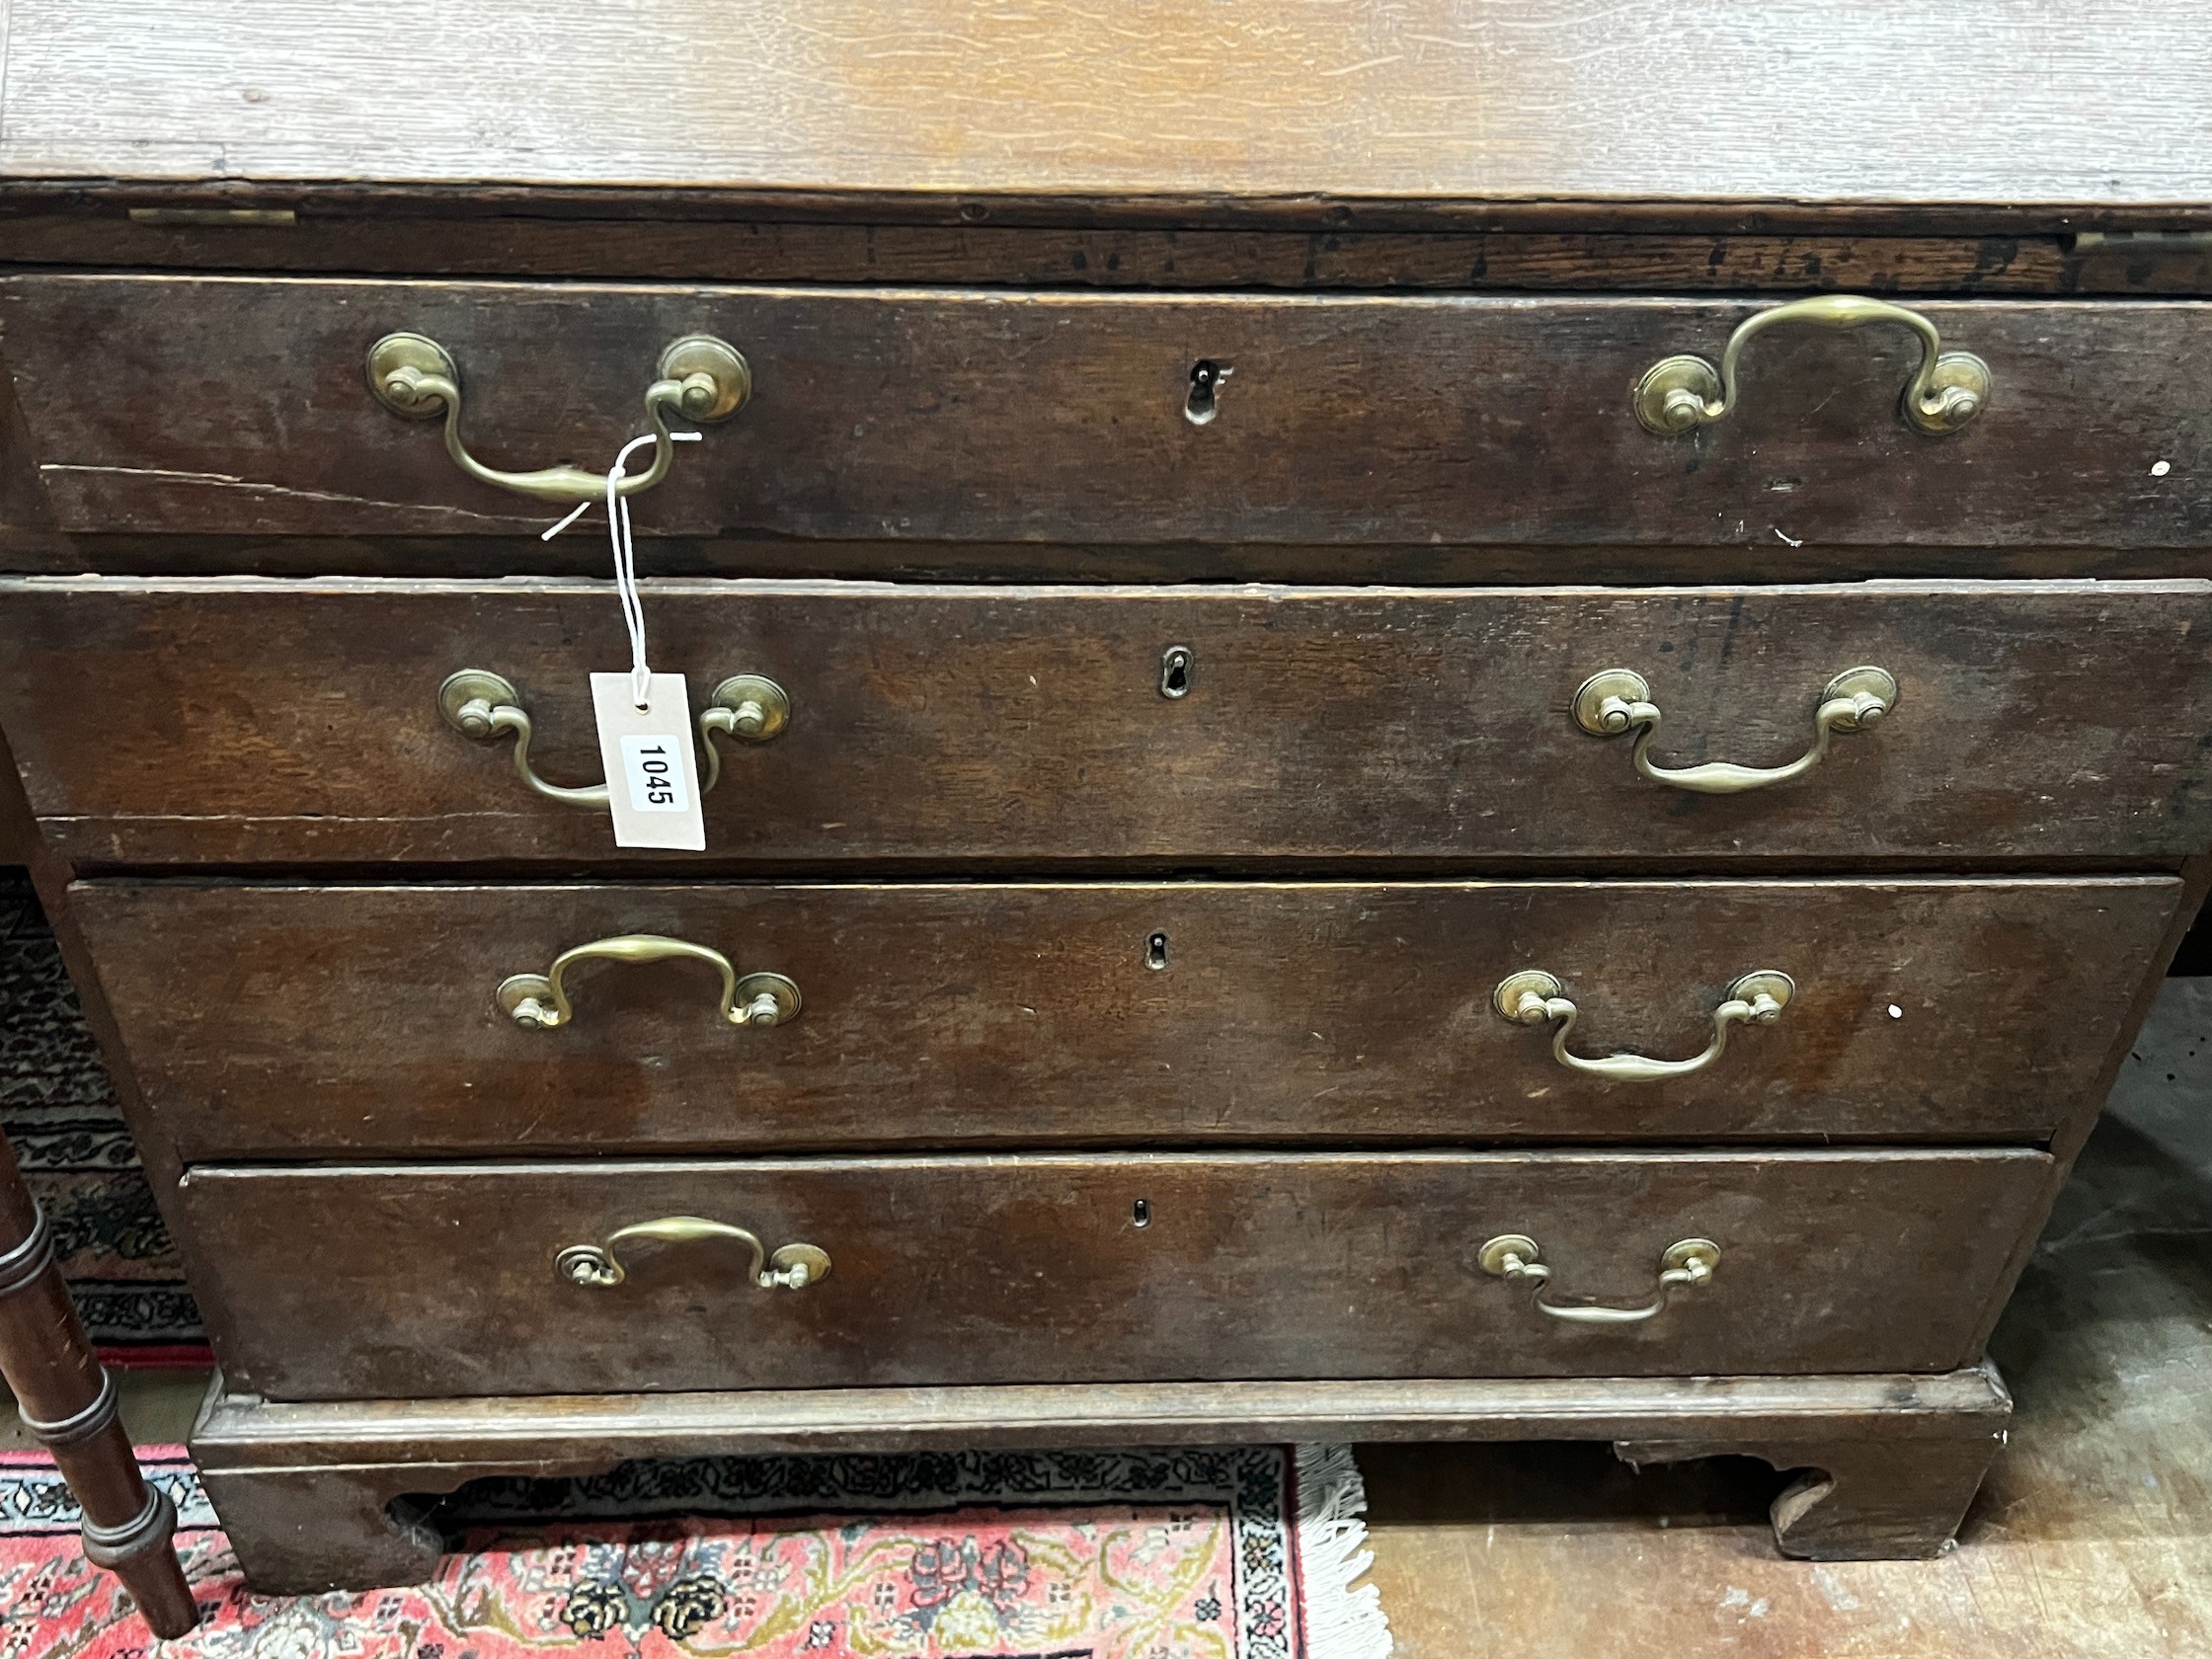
[619,735,690,813]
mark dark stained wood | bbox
[197,1464,444,1599]
[9,278,2212,547]
[1618,1431,2006,1560]
[0,721,209,1269]
[18,531,2212,589]
[189,1366,2012,1593]
[75,876,2178,1160]
[13,179,2212,238]
[0,368,56,541]
[0,719,37,871]
[8,218,2212,295]
[0,676,41,865]
[174,1149,2050,1400]
[1956,853,2212,1364]
[7,578,2212,867]
[5,3,2209,222]
[1,0,2199,1595]
[0,1134,198,1636]
[191,1363,2015,1467]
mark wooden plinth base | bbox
[192,1365,2011,1595]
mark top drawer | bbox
[4,276,2208,548]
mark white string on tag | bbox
[543,430,703,708]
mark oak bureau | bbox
[3,1,2211,1594]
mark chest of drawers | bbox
[4,1,2210,1596]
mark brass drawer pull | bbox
[497,934,800,1031]
[1493,969,1792,1082]
[1479,1234,1718,1324]
[557,1217,830,1291]
[695,674,793,786]
[439,670,788,807]
[366,332,750,503]
[1633,295,1989,435]
[1573,666,1895,795]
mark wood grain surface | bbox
[3,3,2209,220]
[189,1366,2012,1591]
[73,876,2177,1159]
[8,277,2212,547]
[6,578,2212,866]
[192,1367,2014,1469]
[8,217,2212,297]
[174,1149,2052,1400]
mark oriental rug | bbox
[0,1443,1391,1659]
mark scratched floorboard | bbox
[1363,975,2212,1658]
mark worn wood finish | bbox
[15,181,2210,240]
[191,1365,2015,1467]
[9,278,2212,546]
[1949,854,2212,1370]
[1620,1432,2003,1561]
[0,722,211,1277]
[174,1149,2050,1400]
[75,876,2177,1160]
[8,578,2212,867]
[9,219,2212,296]
[0,0,2197,1597]
[20,532,2212,590]
[1359,1037,2212,1654]
[5,3,2211,220]
[188,1366,2013,1592]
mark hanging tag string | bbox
[543,431,703,708]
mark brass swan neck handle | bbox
[1633,295,1988,435]
[366,332,750,504]
[1479,1234,1718,1324]
[497,933,801,1031]
[1494,969,1792,1083]
[1574,666,1895,795]
[439,670,788,808]
[557,1217,830,1291]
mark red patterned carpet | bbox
[0,1444,1391,1658]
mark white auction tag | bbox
[591,672,706,850]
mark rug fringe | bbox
[1295,1444,1394,1659]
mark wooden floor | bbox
[10,983,2211,1654]
[1363,977,2212,1658]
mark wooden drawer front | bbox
[6,277,2209,548]
[10,579,2212,865]
[80,877,2174,1159]
[177,1149,2050,1401]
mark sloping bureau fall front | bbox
[2,0,2210,1594]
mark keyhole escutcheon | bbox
[1185,360,1231,426]
[1146,932,1170,971]
[1160,646,1194,699]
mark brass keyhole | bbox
[1185,360,1231,426]
[1133,1199,1152,1227]
[1146,932,1170,971]
[1159,646,1194,699]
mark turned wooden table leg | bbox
[0,1133,198,1637]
